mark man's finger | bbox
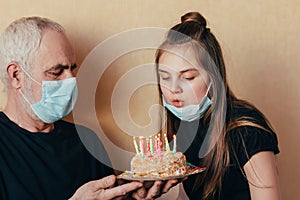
[145,180,162,199]
[93,175,116,190]
[161,179,178,193]
[102,182,143,199]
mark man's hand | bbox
[131,179,179,200]
[69,175,143,200]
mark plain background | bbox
[0,0,299,199]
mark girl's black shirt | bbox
[0,112,114,200]
[172,106,279,200]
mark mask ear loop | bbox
[205,82,212,97]
[18,65,42,105]
[19,65,42,86]
[19,89,32,105]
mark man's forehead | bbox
[33,30,75,71]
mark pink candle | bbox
[155,135,158,152]
[158,135,162,153]
[159,140,162,151]
[146,137,150,154]
[157,133,161,149]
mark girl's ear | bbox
[6,62,23,89]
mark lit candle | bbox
[157,133,161,152]
[157,135,162,154]
[172,134,176,153]
[139,137,144,156]
[133,137,139,154]
[149,136,154,154]
[159,140,162,152]
[154,135,158,152]
[146,137,150,154]
[164,133,170,152]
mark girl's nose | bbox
[170,81,183,94]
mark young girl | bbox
[155,12,281,200]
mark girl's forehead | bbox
[159,45,203,70]
[158,44,210,84]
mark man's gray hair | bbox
[0,16,65,88]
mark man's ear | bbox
[6,62,23,89]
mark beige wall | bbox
[0,0,299,199]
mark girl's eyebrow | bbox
[158,69,169,73]
[180,68,198,73]
[158,68,198,74]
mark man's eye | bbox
[48,69,63,76]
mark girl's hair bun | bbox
[181,12,207,28]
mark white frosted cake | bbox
[130,134,187,178]
[130,151,187,178]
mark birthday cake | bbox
[130,151,187,178]
[130,134,187,178]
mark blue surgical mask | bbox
[163,84,212,122]
[19,68,78,123]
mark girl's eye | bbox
[181,71,199,81]
[159,73,170,80]
[182,74,196,80]
[183,76,195,80]
[161,76,170,80]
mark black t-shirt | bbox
[0,112,114,200]
[174,106,280,200]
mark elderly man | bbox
[0,16,175,200]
